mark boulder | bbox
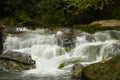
[80,53,120,80]
[72,63,84,79]
[6,27,28,34]
[55,27,76,49]
[89,19,120,27]
[0,51,35,72]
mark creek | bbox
[2,28,120,80]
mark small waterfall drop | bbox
[4,29,57,50]
[4,28,70,76]
[4,28,120,76]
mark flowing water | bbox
[2,28,120,80]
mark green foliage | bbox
[63,0,112,15]
[0,0,119,27]
[2,17,16,27]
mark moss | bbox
[72,25,120,33]
[80,54,120,80]
[64,48,71,52]
[57,62,65,69]
[72,66,83,79]
[58,57,81,69]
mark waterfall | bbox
[4,28,120,76]
[4,28,70,76]
[4,29,57,50]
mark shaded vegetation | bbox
[0,0,119,27]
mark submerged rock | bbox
[80,53,120,80]
[0,51,35,72]
[108,30,120,40]
[57,57,81,69]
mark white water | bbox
[4,29,120,76]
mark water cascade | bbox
[4,28,120,79]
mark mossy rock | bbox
[0,51,35,65]
[81,54,120,80]
[57,62,65,69]
[89,19,120,27]
[72,63,84,79]
[57,57,81,69]
[73,24,120,34]
[0,51,35,72]
[0,59,35,72]
[64,48,71,52]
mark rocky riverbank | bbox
[73,19,120,33]
[0,51,35,72]
[72,53,120,80]
[1,19,120,79]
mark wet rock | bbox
[0,51,35,71]
[101,43,120,62]
[57,57,81,69]
[0,22,6,54]
[108,30,120,40]
[72,63,84,79]
[81,53,120,80]
[80,32,95,42]
[55,27,76,49]
[89,19,120,27]
[0,51,35,65]
[0,60,35,72]
[6,27,28,34]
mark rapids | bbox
[3,28,120,78]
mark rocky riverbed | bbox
[0,51,35,72]
[1,19,120,80]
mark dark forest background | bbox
[0,0,120,27]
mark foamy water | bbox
[4,28,120,76]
